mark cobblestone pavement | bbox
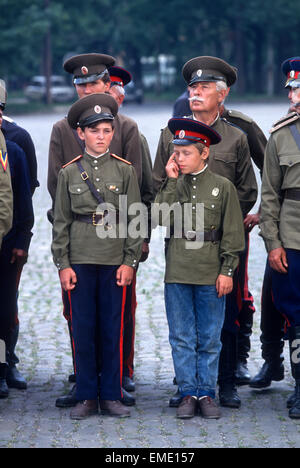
[1,102,300,448]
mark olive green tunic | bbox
[47,112,143,204]
[52,151,143,271]
[153,115,258,216]
[0,130,13,248]
[260,114,300,253]
[154,167,245,285]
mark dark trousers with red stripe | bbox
[123,273,137,379]
[67,264,126,402]
[0,250,18,351]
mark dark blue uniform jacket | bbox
[1,140,34,256]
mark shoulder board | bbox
[3,116,14,124]
[62,155,83,169]
[225,109,253,124]
[221,117,246,135]
[110,153,132,165]
[270,112,300,134]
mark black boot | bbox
[0,364,9,399]
[218,330,241,408]
[55,384,77,408]
[236,300,254,386]
[249,361,284,389]
[288,327,300,419]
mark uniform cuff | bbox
[122,255,139,270]
[54,256,71,271]
[264,239,282,253]
[220,264,235,277]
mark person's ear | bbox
[77,127,85,141]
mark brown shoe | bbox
[70,400,98,420]
[176,396,197,419]
[100,400,131,418]
[198,396,221,419]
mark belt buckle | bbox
[186,230,196,241]
[93,211,104,226]
[81,171,89,181]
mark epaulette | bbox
[62,155,83,169]
[225,109,253,124]
[270,112,300,134]
[110,153,132,165]
[221,117,247,135]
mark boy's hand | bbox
[216,274,233,298]
[166,154,180,179]
[59,268,77,291]
[116,265,134,287]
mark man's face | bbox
[288,86,300,106]
[188,82,226,114]
[108,86,124,108]
[77,121,114,155]
[75,79,110,99]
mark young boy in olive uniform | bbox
[51,93,143,419]
[154,118,244,419]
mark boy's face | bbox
[173,144,209,174]
[77,121,114,155]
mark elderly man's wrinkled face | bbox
[188,82,226,114]
[288,87,300,106]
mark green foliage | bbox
[0,0,299,94]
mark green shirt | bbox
[52,150,143,270]
[260,115,300,252]
[154,167,245,285]
[0,130,13,248]
[153,116,258,217]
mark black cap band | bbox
[78,113,114,128]
[73,70,108,85]
[189,74,227,86]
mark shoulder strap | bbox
[75,160,106,205]
[289,124,300,151]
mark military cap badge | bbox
[197,69,203,77]
[179,130,186,139]
[94,105,102,114]
[212,187,220,197]
[81,66,89,75]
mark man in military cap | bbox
[52,93,143,419]
[48,53,143,408]
[153,56,258,409]
[0,79,38,391]
[154,117,244,419]
[47,53,142,212]
[260,56,300,419]
[109,66,154,392]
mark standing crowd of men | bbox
[0,51,300,421]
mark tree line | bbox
[0,0,299,96]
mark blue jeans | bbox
[165,283,225,399]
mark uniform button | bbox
[193,186,196,189]
[193,177,196,181]
[192,206,196,210]
[77,188,81,192]
[96,178,100,182]
[116,188,119,192]
[94,167,98,170]
[192,195,196,199]
[211,204,215,208]
[94,160,97,164]
[97,189,100,192]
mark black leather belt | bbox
[284,189,300,201]
[74,211,119,226]
[182,229,221,242]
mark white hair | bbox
[216,80,228,105]
[112,84,125,97]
